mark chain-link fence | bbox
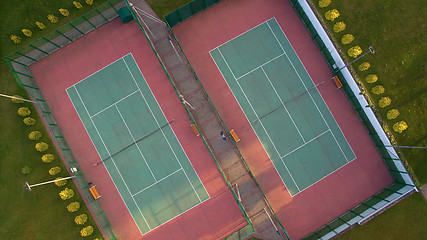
[3,1,126,239]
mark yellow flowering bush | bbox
[18,107,31,116]
[54,177,67,186]
[35,142,49,152]
[387,109,400,120]
[371,85,385,95]
[59,8,70,17]
[42,153,55,163]
[319,0,332,8]
[393,121,408,133]
[11,35,22,44]
[59,188,74,200]
[85,0,94,6]
[358,62,371,71]
[341,34,354,45]
[49,166,61,176]
[67,201,80,212]
[348,46,362,58]
[36,21,46,30]
[333,21,346,33]
[11,95,24,103]
[80,226,94,237]
[365,74,378,83]
[23,117,36,126]
[378,97,391,108]
[325,9,340,21]
[73,1,83,9]
[75,214,88,225]
[48,14,59,23]
[28,131,42,140]
[22,29,32,37]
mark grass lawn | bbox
[313,1,427,239]
[316,0,426,184]
[338,192,427,240]
[0,0,111,239]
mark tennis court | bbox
[66,53,209,235]
[210,18,356,196]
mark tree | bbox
[325,9,340,21]
[21,29,32,37]
[75,214,88,225]
[47,14,59,23]
[365,74,378,83]
[73,1,83,9]
[348,46,363,58]
[28,131,42,140]
[36,21,46,30]
[358,62,371,71]
[85,0,93,6]
[378,97,391,108]
[59,8,70,17]
[80,226,94,237]
[35,142,49,152]
[54,177,67,186]
[59,188,74,200]
[23,117,36,126]
[387,109,400,120]
[393,121,408,133]
[42,153,55,163]
[341,34,354,45]
[49,166,61,176]
[11,95,24,103]
[319,0,332,8]
[333,21,346,33]
[10,35,21,44]
[67,201,80,212]
[371,85,385,95]
[18,107,31,116]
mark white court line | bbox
[90,90,139,118]
[127,53,209,200]
[210,20,271,52]
[65,53,133,90]
[74,85,152,232]
[132,168,182,197]
[115,104,157,181]
[266,19,351,163]
[261,66,305,143]
[267,17,356,163]
[122,56,203,202]
[217,48,301,192]
[281,130,330,159]
[236,53,285,81]
[66,88,147,236]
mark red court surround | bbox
[30,17,247,240]
[171,0,393,239]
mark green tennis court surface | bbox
[210,18,356,196]
[66,53,209,234]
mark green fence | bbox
[165,0,222,27]
[284,0,416,239]
[3,1,126,239]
